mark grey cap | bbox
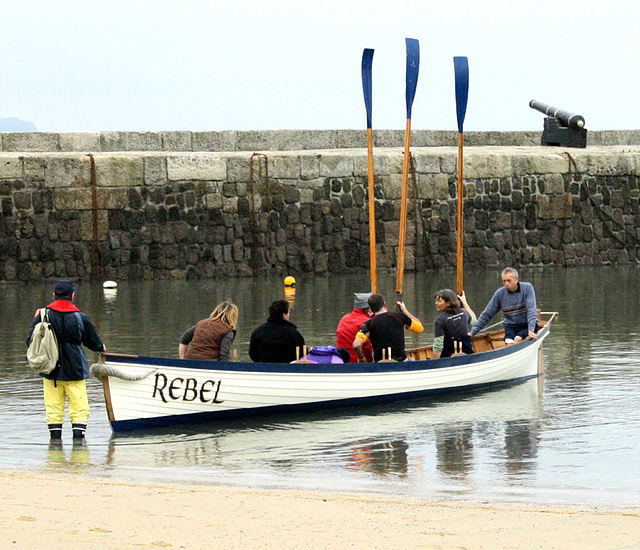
[354,292,372,309]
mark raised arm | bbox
[396,302,424,334]
[458,291,477,325]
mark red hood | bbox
[350,308,371,318]
[46,299,81,313]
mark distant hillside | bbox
[0,117,37,132]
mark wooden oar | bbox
[361,48,377,293]
[396,38,420,303]
[453,56,469,295]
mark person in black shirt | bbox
[352,294,423,362]
[432,289,477,359]
[249,300,305,363]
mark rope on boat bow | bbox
[90,362,157,381]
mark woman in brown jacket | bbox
[179,301,238,361]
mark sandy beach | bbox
[1,470,638,550]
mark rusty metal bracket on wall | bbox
[88,153,101,280]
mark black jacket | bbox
[26,299,104,381]
[249,316,305,363]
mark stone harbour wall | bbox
[1,144,640,282]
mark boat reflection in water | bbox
[102,378,543,493]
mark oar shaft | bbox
[396,117,412,296]
[456,132,464,295]
[367,127,377,293]
[453,56,468,296]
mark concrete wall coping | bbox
[2,144,638,158]
[2,129,640,153]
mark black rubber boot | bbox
[48,424,63,440]
[72,423,87,440]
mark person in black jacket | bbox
[26,280,105,442]
[249,300,305,363]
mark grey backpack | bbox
[26,308,60,374]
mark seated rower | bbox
[249,300,305,363]
[470,267,539,345]
[335,293,373,363]
[179,301,238,361]
[352,294,423,362]
[432,289,476,359]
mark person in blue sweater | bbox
[470,268,539,345]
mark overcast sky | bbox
[2,1,638,133]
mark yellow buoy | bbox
[284,276,296,287]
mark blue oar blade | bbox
[361,48,374,129]
[453,56,469,133]
[405,38,420,119]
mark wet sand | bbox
[1,470,639,549]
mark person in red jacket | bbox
[335,293,373,363]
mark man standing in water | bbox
[470,267,539,344]
[26,281,105,442]
[352,294,423,362]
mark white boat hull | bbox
[95,317,553,432]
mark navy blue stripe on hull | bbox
[110,374,541,432]
[105,325,548,375]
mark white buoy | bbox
[103,280,118,289]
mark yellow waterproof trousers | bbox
[43,379,90,425]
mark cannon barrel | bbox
[529,100,585,129]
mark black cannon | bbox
[529,100,587,148]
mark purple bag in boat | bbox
[304,346,345,364]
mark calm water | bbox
[1,267,639,507]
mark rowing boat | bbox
[91,312,556,432]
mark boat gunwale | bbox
[101,313,555,375]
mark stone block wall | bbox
[1,145,639,282]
